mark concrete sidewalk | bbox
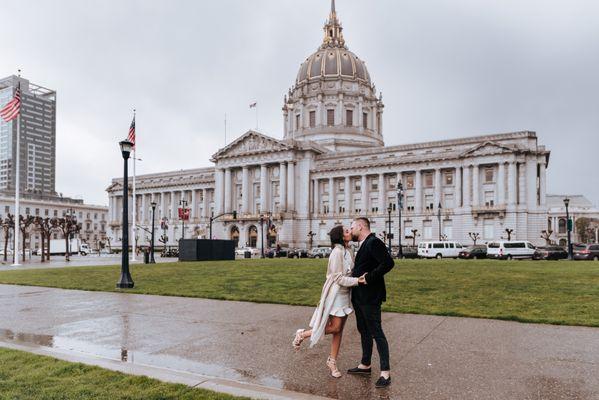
[0,254,179,271]
[0,284,597,400]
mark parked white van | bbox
[417,241,464,259]
[486,241,536,260]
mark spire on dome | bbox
[322,0,345,48]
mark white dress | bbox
[329,248,354,317]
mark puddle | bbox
[0,328,284,389]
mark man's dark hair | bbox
[329,225,345,248]
[354,217,371,230]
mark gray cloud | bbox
[0,0,597,205]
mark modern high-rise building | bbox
[0,75,56,197]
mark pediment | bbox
[211,130,292,160]
[460,141,516,158]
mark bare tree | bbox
[56,215,81,261]
[18,215,36,262]
[468,232,480,245]
[540,230,553,246]
[505,228,514,241]
[2,214,14,262]
[34,217,57,262]
[409,229,419,247]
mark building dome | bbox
[283,0,385,152]
[296,47,371,85]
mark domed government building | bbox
[107,1,552,249]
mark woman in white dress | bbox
[292,225,366,378]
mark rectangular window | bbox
[354,180,361,192]
[423,222,432,239]
[485,167,494,183]
[35,208,39,216]
[371,178,378,191]
[44,209,48,216]
[443,224,453,240]
[353,199,362,214]
[424,172,433,187]
[25,207,30,215]
[346,110,353,126]
[338,181,344,192]
[309,111,316,128]
[362,113,368,129]
[444,171,454,186]
[389,175,397,189]
[296,114,301,130]
[406,174,414,189]
[444,194,454,209]
[425,195,433,210]
[338,200,345,214]
[483,219,494,240]
[485,191,494,206]
[327,110,335,126]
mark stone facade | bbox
[106,2,551,249]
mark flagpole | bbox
[131,110,137,262]
[12,86,20,267]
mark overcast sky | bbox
[1,0,597,206]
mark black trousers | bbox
[353,302,390,371]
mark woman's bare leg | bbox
[300,315,345,340]
[330,316,347,359]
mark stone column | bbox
[345,176,351,215]
[202,189,209,218]
[242,166,250,214]
[141,193,146,224]
[313,179,320,215]
[379,173,386,212]
[224,168,232,213]
[361,175,369,213]
[160,192,166,219]
[171,191,177,220]
[434,168,442,208]
[329,177,335,215]
[507,162,517,205]
[497,163,506,205]
[472,164,479,207]
[455,168,462,208]
[280,162,287,212]
[463,166,471,207]
[527,157,537,208]
[287,162,295,212]
[214,169,224,215]
[539,159,547,207]
[260,164,268,213]
[191,189,197,219]
[414,171,422,213]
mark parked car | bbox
[391,246,419,259]
[267,247,291,258]
[573,243,599,261]
[487,241,536,260]
[458,245,487,259]
[533,246,568,260]
[288,248,309,258]
[308,247,331,258]
[417,241,464,259]
[237,247,260,257]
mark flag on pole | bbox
[0,85,21,122]
[127,115,136,147]
[249,102,257,108]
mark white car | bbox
[417,241,464,259]
[235,247,261,257]
[487,241,536,260]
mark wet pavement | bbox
[0,254,179,270]
[0,284,598,400]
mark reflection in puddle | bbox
[0,327,283,389]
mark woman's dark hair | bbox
[329,225,345,249]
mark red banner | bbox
[178,207,190,221]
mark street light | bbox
[397,182,404,259]
[117,140,134,289]
[386,205,393,252]
[150,201,156,263]
[179,199,188,240]
[437,202,443,241]
[564,197,573,260]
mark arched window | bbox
[558,218,567,234]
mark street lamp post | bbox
[150,201,156,264]
[179,199,188,240]
[117,140,134,289]
[437,202,443,241]
[260,215,265,259]
[564,197,573,260]
[387,206,393,252]
[397,182,404,259]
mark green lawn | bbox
[0,259,598,327]
[0,347,249,400]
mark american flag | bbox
[127,115,135,148]
[249,102,257,108]
[0,85,21,123]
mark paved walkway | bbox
[0,254,179,271]
[0,285,597,400]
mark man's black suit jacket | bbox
[352,233,395,305]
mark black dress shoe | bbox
[347,366,371,375]
[375,376,391,388]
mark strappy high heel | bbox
[292,329,305,350]
[327,356,342,378]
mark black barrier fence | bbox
[178,239,235,261]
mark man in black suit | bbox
[348,217,394,388]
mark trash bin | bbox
[244,250,251,259]
[143,249,150,264]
